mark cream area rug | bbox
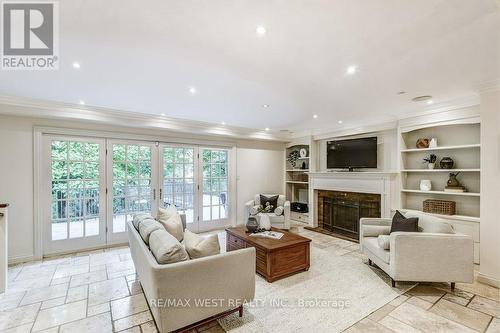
[218,231,414,333]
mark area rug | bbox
[218,237,413,333]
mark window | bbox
[202,149,228,221]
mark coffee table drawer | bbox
[227,234,247,249]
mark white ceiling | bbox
[0,0,499,135]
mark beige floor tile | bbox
[198,325,225,333]
[389,294,408,307]
[457,281,500,302]
[367,303,395,322]
[406,296,433,310]
[36,328,60,333]
[50,276,71,286]
[59,312,112,333]
[468,295,500,318]
[141,321,158,333]
[106,260,135,274]
[118,327,141,333]
[0,291,25,311]
[7,276,53,292]
[406,285,445,303]
[87,277,129,306]
[111,293,148,320]
[0,323,34,333]
[390,302,476,333]
[442,292,471,306]
[380,315,422,333]
[343,318,394,333]
[196,320,219,332]
[486,318,500,333]
[69,270,107,288]
[429,298,492,332]
[14,265,57,281]
[113,310,153,331]
[127,280,143,295]
[87,302,110,317]
[108,268,136,279]
[32,300,87,332]
[53,264,89,279]
[40,296,66,309]
[19,283,68,306]
[66,285,88,303]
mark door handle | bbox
[153,189,156,200]
[159,188,163,199]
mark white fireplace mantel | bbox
[307,171,398,228]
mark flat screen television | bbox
[327,137,377,169]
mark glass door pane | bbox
[161,146,196,224]
[44,136,106,255]
[201,148,229,225]
[108,142,156,243]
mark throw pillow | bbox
[183,230,220,259]
[149,229,189,264]
[132,213,153,230]
[158,213,184,242]
[139,219,164,244]
[260,194,279,211]
[274,206,284,216]
[378,235,390,250]
[390,210,419,233]
[158,205,177,222]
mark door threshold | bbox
[43,242,129,259]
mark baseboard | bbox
[477,272,500,288]
[8,254,40,265]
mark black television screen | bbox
[327,137,377,169]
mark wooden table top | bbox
[225,226,311,251]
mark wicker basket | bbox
[423,199,456,215]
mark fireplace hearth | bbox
[316,190,381,241]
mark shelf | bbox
[396,208,480,223]
[286,169,309,172]
[286,181,309,184]
[296,157,310,160]
[401,189,480,197]
[401,169,480,172]
[400,144,480,153]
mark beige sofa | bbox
[245,194,291,229]
[128,220,256,332]
[360,211,474,289]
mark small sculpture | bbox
[440,157,454,169]
[416,138,429,149]
[423,154,437,169]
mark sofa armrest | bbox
[360,217,392,226]
[244,200,255,219]
[359,218,391,249]
[283,201,291,229]
[390,232,474,283]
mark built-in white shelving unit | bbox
[398,120,481,263]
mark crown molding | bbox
[475,78,500,93]
[0,94,290,142]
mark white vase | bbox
[420,179,432,191]
[429,138,438,148]
[428,163,435,169]
[259,214,271,230]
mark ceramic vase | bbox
[429,138,438,148]
[428,163,435,169]
[420,180,432,191]
[246,216,259,233]
[259,214,271,231]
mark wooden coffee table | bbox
[225,227,311,282]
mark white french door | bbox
[106,140,158,244]
[42,135,231,254]
[42,136,107,254]
[159,145,230,232]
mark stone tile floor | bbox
[1,227,498,333]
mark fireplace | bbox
[317,190,381,241]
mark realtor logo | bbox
[1,1,59,70]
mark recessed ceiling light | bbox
[221,121,226,125]
[313,114,318,119]
[265,127,270,131]
[346,65,357,75]
[427,100,434,105]
[412,95,432,102]
[72,62,81,69]
[189,87,197,94]
[161,113,165,116]
[79,100,85,105]
[338,120,343,124]
[262,104,270,108]
[256,26,266,35]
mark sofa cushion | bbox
[149,229,189,264]
[378,235,390,250]
[391,210,419,233]
[158,205,177,222]
[404,211,455,234]
[363,225,391,237]
[184,230,220,259]
[158,211,184,242]
[363,237,390,263]
[132,213,153,230]
[139,219,164,244]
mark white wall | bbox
[0,115,285,261]
[236,145,285,224]
[479,90,500,287]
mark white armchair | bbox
[245,194,291,230]
[360,211,474,289]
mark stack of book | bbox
[444,186,467,193]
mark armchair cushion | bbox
[390,210,419,233]
[363,237,390,263]
[378,235,390,250]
